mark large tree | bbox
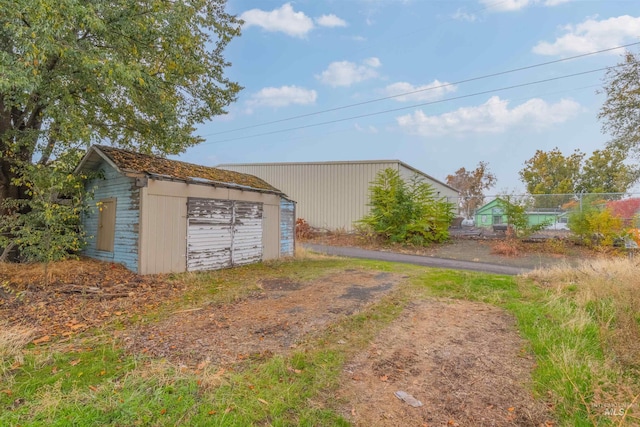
[0,0,241,259]
[519,148,583,207]
[1,0,242,209]
[599,50,640,159]
[577,147,639,194]
[446,161,496,218]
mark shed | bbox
[217,160,459,231]
[75,145,295,275]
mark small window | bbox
[558,216,568,224]
[493,215,503,225]
[97,198,116,252]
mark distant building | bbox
[76,145,295,274]
[217,160,459,231]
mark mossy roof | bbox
[93,145,281,194]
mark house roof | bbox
[76,145,283,195]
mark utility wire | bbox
[203,42,639,138]
[201,66,615,145]
[221,83,602,149]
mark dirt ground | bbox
[337,300,551,426]
[2,247,557,425]
[120,269,407,366]
[118,267,551,425]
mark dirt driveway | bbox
[121,266,551,425]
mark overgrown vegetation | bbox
[358,168,454,246]
[0,156,89,263]
[2,255,639,425]
[497,196,552,238]
[567,197,636,248]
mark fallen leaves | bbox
[0,258,180,340]
[32,335,50,345]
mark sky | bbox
[177,0,640,194]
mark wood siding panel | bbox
[280,199,295,257]
[83,165,139,272]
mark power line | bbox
[219,83,602,149]
[203,42,639,138]
[201,66,614,145]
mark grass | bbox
[1,254,639,425]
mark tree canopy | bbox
[0,0,242,260]
[599,50,640,159]
[1,0,241,182]
[446,161,496,219]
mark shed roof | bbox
[76,145,283,195]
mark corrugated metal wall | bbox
[398,164,459,201]
[219,162,457,231]
[83,164,139,272]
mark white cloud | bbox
[544,0,573,5]
[247,85,317,108]
[384,80,457,102]
[396,96,581,137]
[355,123,379,134]
[479,0,572,11]
[316,14,347,28]
[240,3,313,37]
[533,15,640,56]
[316,57,381,87]
[240,4,347,38]
[452,9,477,22]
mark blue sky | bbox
[179,0,640,193]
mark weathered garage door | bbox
[280,199,295,257]
[187,198,263,272]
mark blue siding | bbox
[280,199,295,257]
[82,163,140,272]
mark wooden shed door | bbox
[187,198,263,272]
[280,199,295,257]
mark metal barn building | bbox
[217,160,458,231]
[75,145,295,275]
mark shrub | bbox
[357,168,454,245]
[295,218,313,240]
[569,202,624,247]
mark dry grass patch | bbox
[525,258,640,422]
[491,239,521,257]
[0,321,36,373]
[527,257,640,370]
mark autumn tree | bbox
[446,161,496,218]
[577,147,640,194]
[519,148,583,208]
[0,0,242,259]
[599,50,640,159]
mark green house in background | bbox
[474,198,568,230]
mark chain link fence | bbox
[446,193,640,230]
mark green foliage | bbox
[577,147,640,195]
[358,168,454,245]
[0,156,89,262]
[568,201,625,247]
[519,148,583,208]
[599,50,640,160]
[1,0,242,260]
[497,196,552,238]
